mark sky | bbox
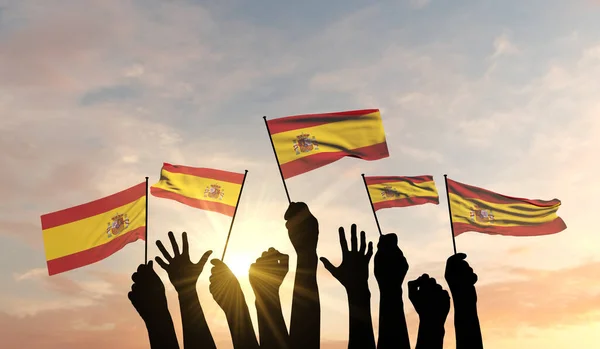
[1,0,600,348]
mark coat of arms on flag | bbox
[106,213,130,237]
[293,133,319,155]
[204,184,225,200]
[469,206,494,223]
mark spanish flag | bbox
[266,109,389,179]
[151,163,244,217]
[365,175,439,211]
[447,178,567,237]
[41,182,146,276]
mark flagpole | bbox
[221,170,249,261]
[145,176,149,264]
[443,174,458,254]
[263,116,291,204]
[361,174,383,236]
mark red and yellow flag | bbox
[151,163,244,217]
[365,175,439,211]
[447,178,567,237]
[266,109,389,179]
[41,183,146,276]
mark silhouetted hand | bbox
[321,224,373,294]
[285,202,319,255]
[445,253,478,302]
[128,261,167,321]
[374,233,408,290]
[408,274,450,325]
[249,248,289,297]
[209,259,244,314]
[155,231,212,293]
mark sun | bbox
[224,253,253,278]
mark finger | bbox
[182,232,189,256]
[365,241,373,260]
[127,291,134,302]
[350,224,358,252]
[168,231,180,256]
[284,202,309,220]
[338,227,349,255]
[448,252,467,263]
[359,231,366,254]
[210,259,222,266]
[473,273,478,284]
[156,240,173,262]
[378,233,398,249]
[197,250,213,269]
[407,279,419,297]
[131,272,139,282]
[319,257,337,276]
[147,260,154,269]
[279,253,289,270]
[155,256,168,271]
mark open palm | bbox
[155,231,212,293]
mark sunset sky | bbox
[2,0,600,348]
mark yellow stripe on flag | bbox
[449,192,561,227]
[271,110,386,165]
[152,169,242,207]
[368,180,438,204]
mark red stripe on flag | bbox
[161,163,244,184]
[365,175,434,186]
[373,196,439,211]
[453,217,567,237]
[280,142,389,179]
[267,109,380,135]
[46,226,146,276]
[150,187,235,216]
[447,179,561,207]
[41,182,146,230]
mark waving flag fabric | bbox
[365,175,439,211]
[266,109,389,179]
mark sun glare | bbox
[225,253,253,278]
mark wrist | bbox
[347,286,371,303]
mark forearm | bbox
[290,252,320,349]
[415,320,445,349]
[178,289,216,349]
[255,293,289,349]
[377,287,410,349]
[145,306,180,349]
[347,290,376,349]
[453,296,483,349]
[225,301,260,349]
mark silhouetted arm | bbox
[408,274,450,349]
[250,248,290,349]
[284,203,320,349]
[374,234,410,349]
[128,261,180,349]
[209,259,259,349]
[321,224,376,349]
[445,253,484,349]
[155,232,215,349]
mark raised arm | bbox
[284,202,320,349]
[249,248,290,349]
[209,259,259,349]
[374,233,410,349]
[408,274,450,349]
[320,224,376,349]
[445,253,483,349]
[128,261,180,349]
[155,231,215,349]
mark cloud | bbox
[409,0,431,9]
[491,33,519,59]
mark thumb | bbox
[197,250,213,268]
[147,260,153,268]
[319,257,337,276]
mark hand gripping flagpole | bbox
[263,116,292,204]
[144,176,149,264]
[444,174,458,255]
[361,174,383,236]
[221,170,249,262]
